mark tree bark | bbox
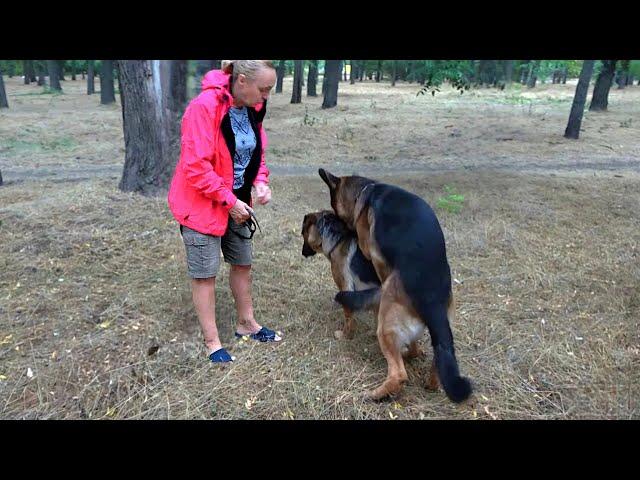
[87,60,95,94]
[391,60,397,86]
[0,71,9,108]
[23,60,31,85]
[194,60,215,95]
[276,60,285,93]
[291,60,303,103]
[166,60,188,115]
[504,60,514,85]
[321,60,341,109]
[359,60,365,81]
[307,60,317,96]
[34,61,45,86]
[322,61,328,95]
[100,60,116,104]
[28,61,37,83]
[58,60,66,81]
[47,60,62,91]
[565,60,595,139]
[375,60,382,82]
[350,60,356,85]
[117,60,180,195]
[519,61,529,84]
[526,60,539,88]
[71,61,76,80]
[589,60,617,111]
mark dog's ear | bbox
[318,168,339,191]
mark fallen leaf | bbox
[27,368,34,378]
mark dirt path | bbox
[3,154,639,185]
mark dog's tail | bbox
[419,300,472,403]
[334,288,381,311]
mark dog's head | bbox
[301,210,350,258]
[318,168,376,228]
[301,211,327,257]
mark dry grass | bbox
[0,75,639,419]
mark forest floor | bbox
[1,76,639,419]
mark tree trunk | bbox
[359,60,365,81]
[87,60,95,94]
[276,60,285,93]
[589,60,617,111]
[117,60,180,195]
[33,61,45,86]
[561,66,568,84]
[565,60,595,139]
[519,61,529,84]
[165,60,188,115]
[616,60,630,89]
[391,60,397,86]
[47,60,62,91]
[307,60,317,96]
[472,60,481,85]
[23,60,31,85]
[194,60,215,95]
[71,61,76,80]
[100,60,116,104]
[58,60,66,81]
[343,62,347,81]
[504,60,514,86]
[290,60,303,104]
[350,60,356,85]
[321,60,341,109]
[322,61,328,95]
[0,169,3,186]
[375,60,382,82]
[0,72,9,108]
[526,60,538,88]
[28,61,37,83]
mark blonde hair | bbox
[221,60,276,84]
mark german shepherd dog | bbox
[318,168,472,402]
[301,210,381,339]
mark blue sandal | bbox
[209,348,235,363]
[235,326,282,343]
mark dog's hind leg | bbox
[368,276,414,400]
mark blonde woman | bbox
[168,60,281,363]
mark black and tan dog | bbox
[301,210,381,339]
[318,168,472,402]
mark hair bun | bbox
[221,60,235,73]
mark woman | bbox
[168,60,281,363]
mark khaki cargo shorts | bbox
[180,218,253,279]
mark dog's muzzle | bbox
[302,242,316,257]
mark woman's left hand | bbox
[254,182,272,205]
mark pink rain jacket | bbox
[167,70,270,236]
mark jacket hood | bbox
[201,70,231,92]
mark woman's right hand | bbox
[229,199,253,224]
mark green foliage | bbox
[415,61,473,96]
[436,184,465,214]
[302,106,322,127]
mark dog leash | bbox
[230,209,262,240]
